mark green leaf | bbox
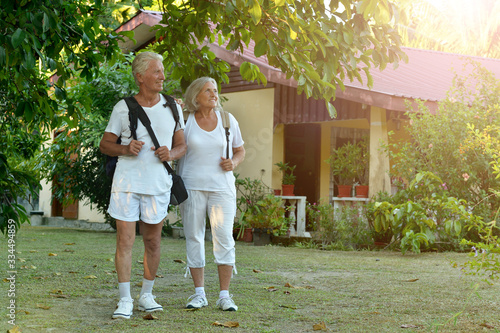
[0,46,5,66]
[248,0,262,25]
[12,28,25,49]
[327,101,337,118]
[254,38,268,57]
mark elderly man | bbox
[100,52,186,319]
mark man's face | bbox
[138,59,165,93]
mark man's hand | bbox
[152,146,172,162]
[127,140,145,156]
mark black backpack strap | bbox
[123,96,176,175]
[162,94,180,128]
[124,97,138,140]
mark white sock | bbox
[140,278,155,296]
[219,290,229,299]
[118,282,131,300]
[195,287,205,296]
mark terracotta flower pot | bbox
[355,185,369,198]
[281,184,294,196]
[337,185,352,198]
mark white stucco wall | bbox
[221,88,275,188]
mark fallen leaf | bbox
[64,249,74,253]
[143,313,158,320]
[136,282,143,287]
[54,272,62,276]
[3,278,10,282]
[480,323,495,329]
[404,279,419,282]
[30,265,37,269]
[284,282,294,288]
[313,321,327,330]
[106,258,114,262]
[304,285,315,289]
[7,325,21,333]
[156,274,164,278]
[401,324,422,328]
[30,250,38,253]
[84,275,97,279]
[69,271,78,274]
[17,258,26,262]
[173,259,185,264]
[36,304,51,310]
[65,243,75,245]
[33,276,48,280]
[284,291,291,295]
[267,286,278,292]
[211,321,239,328]
[253,269,263,273]
[50,289,63,294]
[48,253,57,257]
[279,304,297,309]
[137,260,144,264]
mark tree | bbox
[395,0,500,58]
[39,56,142,224]
[0,0,133,233]
[153,0,407,117]
[383,60,500,221]
[4,0,407,233]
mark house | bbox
[37,9,500,227]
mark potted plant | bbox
[275,161,296,196]
[245,194,290,245]
[325,142,358,197]
[353,137,370,198]
[234,175,272,242]
[326,138,369,198]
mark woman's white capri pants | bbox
[181,189,236,268]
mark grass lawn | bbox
[1,226,499,333]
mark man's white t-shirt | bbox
[178,110,244,193]
[105,95,185,195]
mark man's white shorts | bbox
[108,191,170,224]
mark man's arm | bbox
[100,132,144,156]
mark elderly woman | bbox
[178,77,245,311]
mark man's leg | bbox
[113,220,136,319]
[137,221,164,312]
[115,220,137,283]
[141,221,163,280]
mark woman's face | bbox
[196,81,218,110]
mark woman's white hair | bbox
[184,77,222,112]
[132,52,163,85]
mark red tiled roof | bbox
[119,11,500,112]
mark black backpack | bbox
[105,94,179,178]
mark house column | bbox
[369,106,391,197]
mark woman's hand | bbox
[220,157,235,171]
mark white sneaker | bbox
[216,295,238,311]
[186,294,208,309]
[112,297,134,319]
[138,293,163,312]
